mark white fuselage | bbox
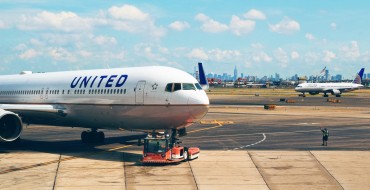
[0,66,209,131]
[295,82,363,94]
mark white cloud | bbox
[339,41,360,61]
[30,38,44,46]
[169,21,190,31]
[229,15,255,36]
[195,13,209,22]
[17,11,93,32]
[108,5,148,21]
[14,43,27,51]
[274,48,289,66]
[208,48,241,62]
[188,48,208,60]
[252,51,272,63]
[244,9,266,20]
[93,35,117,46]
[322,50,336,63]
[330,22,337,30]
[187,48,241,62]
[0,20,7,29]
[19,49,41,60]
[49,47,76,62]
[291,51,300,60]
[108,5,166,38]
[14,5,165,38]
[101,51,125,61]
[269,17,300,34]
[134,43,168,62]
[304,52,320,64]
[195,13,228,33]
[305,33,315,41]
[78,50,92,58]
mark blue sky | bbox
[0,0,369,78]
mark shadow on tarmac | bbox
[0,134,147,163]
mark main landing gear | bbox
[81,128,105,143]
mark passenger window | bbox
[183,83,196,90]
[165,83,173,92]
[174,83,181,91]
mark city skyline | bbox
[0,1,369,77]
[202,65,367,82]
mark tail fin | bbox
[198,62,209,90]
[352,68,365,84]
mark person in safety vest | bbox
[320,128,329,146]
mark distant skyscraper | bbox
[233,65,238,81]
[275,73,280,82]
[325,70,329,81]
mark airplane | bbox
[295,68,365,97]
[0,65,209,143]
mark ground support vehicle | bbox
[140,130,200,164]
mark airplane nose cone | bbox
[187,90,209,105]
[187,90,209,123]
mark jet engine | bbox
[331,89,341,95]
[309,92,319,95]
[0,109,23,142]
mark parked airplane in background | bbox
[295,68,365,97]
[0,65,209,143]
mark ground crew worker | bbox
[320,128,329,146]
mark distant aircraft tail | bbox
[352,68,365,84]
[198,62,209,90]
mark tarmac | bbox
[1,95,370,190]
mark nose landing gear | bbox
[81,128,105,143]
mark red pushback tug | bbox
[140,131,200,164]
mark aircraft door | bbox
[135,81,146,104]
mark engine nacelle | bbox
[331,89,341,95]
[309,92,320,95]
[0,110,23,142]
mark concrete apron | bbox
[0,151,369,190]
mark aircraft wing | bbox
[322,88,353,94]
[0,104,67,116]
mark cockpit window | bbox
[183,83,196,90]
[195,83,202,90]
[174,83,181,91]
[166,82,200,92]
[165,83,173,92]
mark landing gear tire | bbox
[323,94,328,97]
[81,130,105,144]
[98,131,105,143]
[335,95,341,97]
[81,131,88,143]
